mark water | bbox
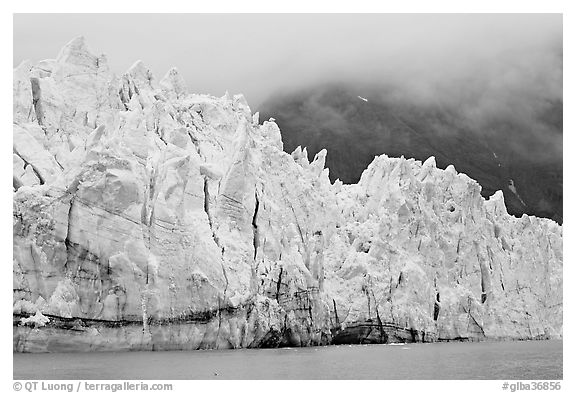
[14,340,562,380]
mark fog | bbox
[14,14,561,106]
[14,14,562,156]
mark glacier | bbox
[13,38,562,352]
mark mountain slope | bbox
[259,84,562,223]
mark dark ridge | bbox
[259,83,562,223]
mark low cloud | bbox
[14,14,562,161]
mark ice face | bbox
[12,37,562,352]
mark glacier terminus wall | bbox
[13,38,562,352]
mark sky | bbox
[13,14,562,109]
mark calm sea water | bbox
[13,340,562,380]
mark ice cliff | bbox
[13,38,563,352]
